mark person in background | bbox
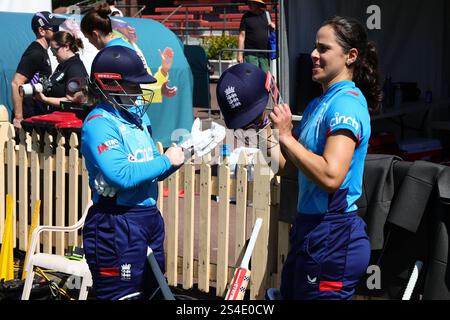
[80,4,176,100]
[11,11,65,129]
[81,45,184,299]
[107,0,124,17]
[270,16,383,300]
[237,0,275,73]
[59,17,99,75]
[111,18,177,102]
[34,31,88,109]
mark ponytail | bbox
[353,41,383,114]
[53,31,84,53]
[80,3,112,37]
[74,38,84,51]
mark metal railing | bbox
[155,2,278,44]
[218,48,276,76]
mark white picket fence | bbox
[0,106,288,299]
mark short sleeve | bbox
[239,13,247,31]
[324,94,368,144]
[16,50,45,80]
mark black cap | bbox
[31,11,66,32]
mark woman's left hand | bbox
[270,103,293,139]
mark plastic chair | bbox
[21,200,93,300]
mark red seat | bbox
[218,13,243,20]
[218,13,276,21]
[155,6,213,13]
[173,0,213,4]
[238,5,277,12]
[142,14,194,20]
[200,21,241,29]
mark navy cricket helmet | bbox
[90,46,156,86]
[90,46,157,125]
[216,63,269,129]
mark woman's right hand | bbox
[270,103,293,139]
[164,146,185,167]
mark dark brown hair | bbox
[52,31,83,53]
[80,3,112,37]
[322,16,383,114]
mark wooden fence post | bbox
[250,151,272,299]
[55,134,66,255]
[68,133,79,246]
[42,132,54,253]
[18,129,31,251]
[30,130,41,253]
[182,155,195,289]
[81,157,91,218]
[235,152,248,264]
[216,155,231,297]
[166,144,179,286]
[6,125,16,248]
[198,154,212,292]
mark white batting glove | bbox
[94,173,118,197]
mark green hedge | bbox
[202,34,238,60]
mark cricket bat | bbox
[225,218,263,300]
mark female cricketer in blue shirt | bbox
[80,45,184,300]
[271,16,383,299]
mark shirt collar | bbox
[323,80,355,96]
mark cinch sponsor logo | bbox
[127,147,154,162]
[97,139,119,154]
[329,112,359,131]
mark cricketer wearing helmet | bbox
[80,46,184,300]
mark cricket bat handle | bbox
[225,218,263,300]
[241,218,263,268]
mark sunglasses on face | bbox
[50,46,62,55]
[45,26,59,32]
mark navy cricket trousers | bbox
[83,201,165,300]
[280,212,370,300]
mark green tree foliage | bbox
[202,34,238,60]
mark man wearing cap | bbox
[11,11,65,129]
[237,0,275,73]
